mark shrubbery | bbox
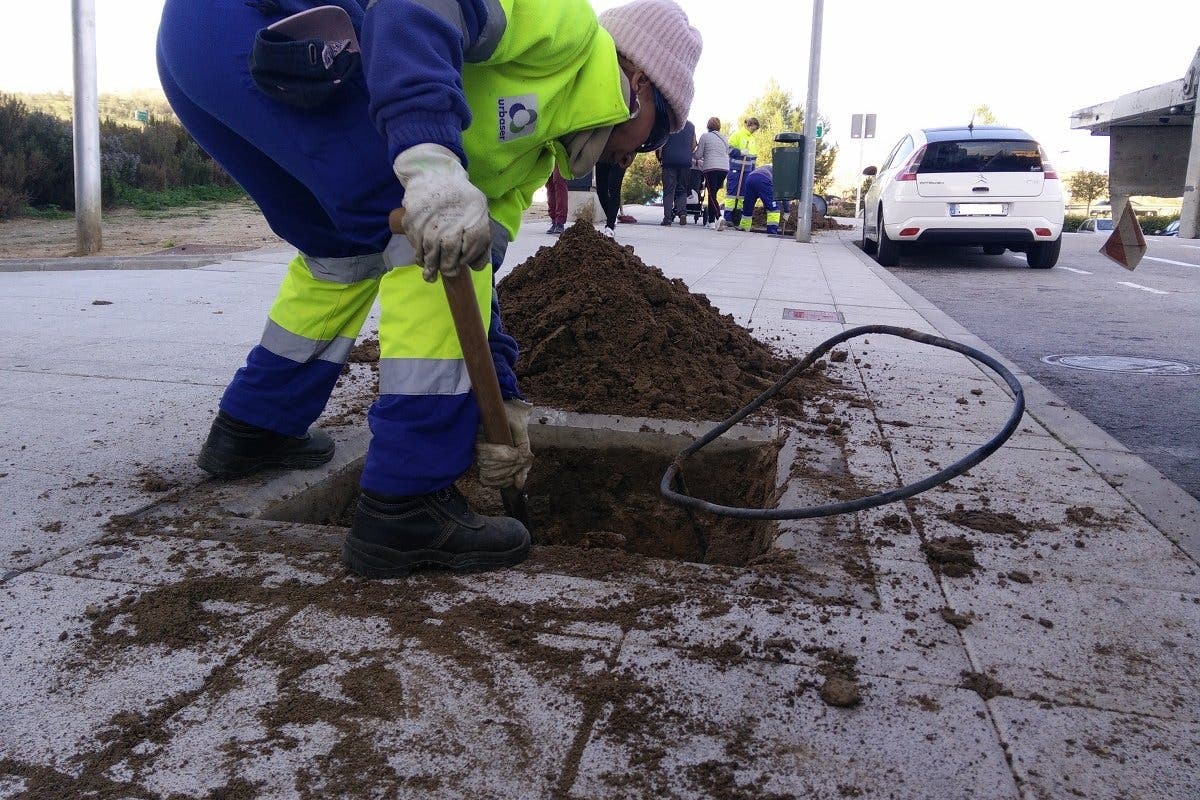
[1064,212,1181,235]
[0,93,241,221]
[622,152,661,205]
[1062,214,1088,233]
[1140,214,1179,236]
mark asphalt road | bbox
[867,226,1200,500]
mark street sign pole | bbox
[855,139,865,216]
[796,0,824,243]
[850,113,876,218]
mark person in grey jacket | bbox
[693,117,730,228]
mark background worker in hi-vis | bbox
[724,116,760,226]
[156,0,701,577]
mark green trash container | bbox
[772,132,804,204]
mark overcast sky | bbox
[5,0,1199,190]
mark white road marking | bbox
[1118,281,1168,295]
[1181,244,1200,250]
[1144,256,1200,269]
[1061,267,1093,275]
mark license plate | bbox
[950,203,1006,216]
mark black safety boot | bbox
[343,486,531,578]
[196,410,335,478]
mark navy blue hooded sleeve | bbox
[360,0,492,165]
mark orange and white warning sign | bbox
[1100,200,1147,271]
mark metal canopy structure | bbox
[1070,47,1200,239]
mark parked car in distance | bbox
[861,126,1064,268]
[1077,218,1113,233]
[1161,220,1180,236]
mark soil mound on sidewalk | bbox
[499,222,833,419]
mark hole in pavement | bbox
[265,442,779,568]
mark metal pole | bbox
[72,0,102,254]
[796,0,823,243]
[854,137,864,216]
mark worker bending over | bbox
[157,0,701,577]
[738,164,780,234]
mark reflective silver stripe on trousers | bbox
[380,357,471,395]
[365,0,506,63]
[300,234,416,279]
[260,320,356,364]
[301,252,388,284]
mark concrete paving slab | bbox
[889,438,1129,507]
[991,697,1200,800]
[623,556,970,686]
[941,576,1200,722]
[914,508,1200,595]
[567,643,1019,800]
[131,605,617,799]
[0,570,286,785]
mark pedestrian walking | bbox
[545,164,568,234]
[596,161,628,238]
[657,119,697,225]
[157,0,702,577]
[693,116,729,229]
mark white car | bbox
[1077,218,1114,233]
[861,126,1064,268]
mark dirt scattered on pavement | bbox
[815,649,862,708]
[939,607,973,629]
[921,535,979,578]
[939,503,1053,539]
[960,670,1011,700]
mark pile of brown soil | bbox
[499,222,833,419]
[751,201,851,233]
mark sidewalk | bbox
[2,208,1197,798]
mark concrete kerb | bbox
[0,253,228,273]
[837,235,1200,563]
[0,246,293,273]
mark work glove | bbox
[475,399,533,490]
[392,143,492,283]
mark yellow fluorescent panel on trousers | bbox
[379,265,494,359]
[268,255,379,341]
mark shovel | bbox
[388,208,530,526]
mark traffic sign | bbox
[1100,200,1147,271]
[850,113,876,139]
[815,124,823,139]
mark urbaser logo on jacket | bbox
[498,94,538,142]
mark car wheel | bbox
[875,210,899,267]
[982,244,1005,255]
[1026,236,1061,269]
[861,209,877,255]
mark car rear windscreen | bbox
[920,140,1043,173]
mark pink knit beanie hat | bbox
[598,0,702,132]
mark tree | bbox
[1067,170,1108,216]
[972,104,997,125]
[737,79,838,194]
[622,152,661,205]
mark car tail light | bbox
[894,146,927,182]
[1038,146,1058,179]
[1035,228,1052,237]
[899,227,920,237]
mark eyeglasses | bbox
[634,86,673,153]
